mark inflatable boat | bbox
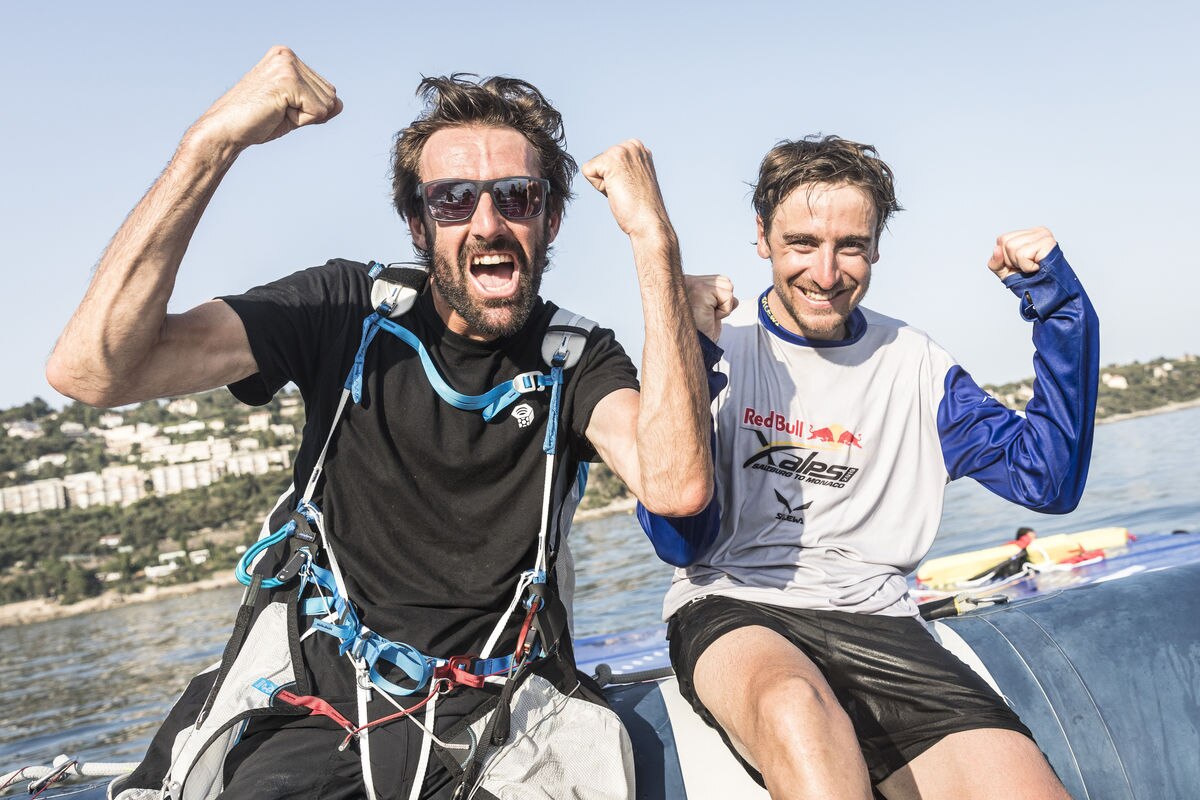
[6,531,1200,799]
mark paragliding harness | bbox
[113,262,634,800]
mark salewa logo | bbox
[513,403,535,428]
[774,490,811,523]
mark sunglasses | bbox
[416,176,550,223]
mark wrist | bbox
[179,119,246,168]
[627,223,679,255]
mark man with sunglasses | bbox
[47,46,711,799]
[643,135,1097,799]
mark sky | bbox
[2,1,1197,410]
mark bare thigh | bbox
[877,728,1071,800]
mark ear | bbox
[870,238,881,264]
[756,215,771,260]
[409,214,429,252]
[546,209,562,244]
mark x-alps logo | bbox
[742,429,862,489]
[774,490,811,524]
[512,403,535,428]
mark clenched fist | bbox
[988,227,1058,281]
[685,274,738,342]
[582,139,672,239]
[191,46,342,151]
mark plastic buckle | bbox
[512,371,547,393]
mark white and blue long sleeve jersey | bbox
[651,246,1099,620]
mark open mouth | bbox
[469,252,519,296]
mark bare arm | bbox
[46,46,341,407]
[581,141,712,517]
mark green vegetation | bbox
[580,462,629,510]
[985,355,1200,418]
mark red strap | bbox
[276,689,355,732]
[512,604,538,663]
[433,657,489,689]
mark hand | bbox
[582,140,672,239]
[988,227,1057,281]
[190,46,342,151]
[685,274,738,342]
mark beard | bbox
[771,272,867,340]
[426,224,550,339]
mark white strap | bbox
[406,692,438,800]
[302,388,352,503]
[356,659,378,800]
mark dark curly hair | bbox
[753,135,901,240]
[391,74,577,226]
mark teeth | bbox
[802,289,835,301]
[472,254,513,266]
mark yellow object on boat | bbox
[916,527,1131,588]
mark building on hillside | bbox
[100,423,161,456]
[166,398,199,417]
[24,453,68,474]
[0,478,67,513]
[5,420,44,440]
[59,421,86,437]
[62,465,147,509]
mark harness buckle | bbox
[274,549,310,583]
[512,371,548,394]
[290,511,318,543]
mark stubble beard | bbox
[427,225,550,339]
[772,273,868,340]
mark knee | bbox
[752,673,847,742]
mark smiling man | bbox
[47,47,710,800]
[645,135,1099,799]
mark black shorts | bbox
[667,594,1034,786]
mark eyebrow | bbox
[780,233,871,249]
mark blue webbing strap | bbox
[347,313,554,420]
[347,313,385,403]
[542,365,564,454]
[301,563,528,696]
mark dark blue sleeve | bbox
[937,245,1099,513]
[636,333,725,567]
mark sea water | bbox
[2,406,1198,772]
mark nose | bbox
[468,191,508,241]
[809,246,840,290]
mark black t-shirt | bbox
[222,259,638,657]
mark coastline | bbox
[6,398,1197,630]
[0,496,640,629]
[1096,397,1200,424]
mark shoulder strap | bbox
[541,308,596,369]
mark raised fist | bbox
[684,274,738,342]
[582,139,672,239]
[192,46,342,151]
[988,227,1058,281]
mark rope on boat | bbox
[1,754,138,796]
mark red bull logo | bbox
[804,425,863,450]
[837,430,863,448]
[742,406,805,437]
[809,427,834,442]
